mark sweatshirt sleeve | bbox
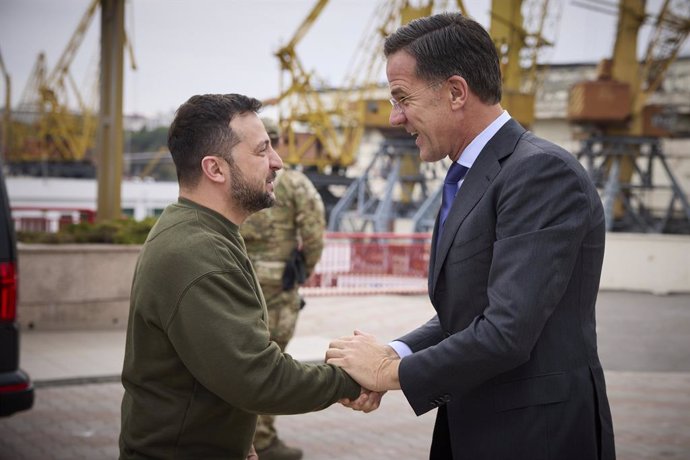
[165,268,360,415]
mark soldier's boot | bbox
[255,438,303,460]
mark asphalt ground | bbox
[0,290,688,460]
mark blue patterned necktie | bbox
[439,162,469,229]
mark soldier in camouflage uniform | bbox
[240,119,325,460]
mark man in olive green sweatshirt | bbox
[119,94,375,460]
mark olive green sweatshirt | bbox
[119,198,359,460]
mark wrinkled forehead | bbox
[386,51,423,93]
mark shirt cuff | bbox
[388,340,412,358]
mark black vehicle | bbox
[0,167,34,416]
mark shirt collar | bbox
[456,110,511,169]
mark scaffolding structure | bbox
[578,135,690,233]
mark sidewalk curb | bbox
[32,358,326,388]
[34,375,121,388]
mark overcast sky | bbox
[1,0,686,119]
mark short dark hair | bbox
[168,94,262,187]
[384,12,502,105]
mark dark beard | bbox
[228,161,275,214]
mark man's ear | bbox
[200,155,227,184]
[447,75,469,109]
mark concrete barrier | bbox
[600,233,690,295]
[17,244,140,330]
[16,232,689,330]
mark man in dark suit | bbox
[327,12,616,460]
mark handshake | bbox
[325,330,402,413]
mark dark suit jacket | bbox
[397,120,615,460]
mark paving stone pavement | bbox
[0,382,122,460]
[1,371,688,459]
[0,292,688,459]
[278,371,690,460]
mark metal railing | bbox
[11,207,96,233]
[10,208,434,295]
[302,232,432,296]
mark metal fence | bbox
[10,207,433,295]
[302,232,432,296]
[11,207,96,233]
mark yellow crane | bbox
[273,0,345,173]
[11,0,100,174]
[490,0,561,128]
[567,0,675,133]
[568,0,690,232]
[273,0,559,231]
[273,1,473,172]
[6,0,131,222]
[406,0,561,232]
[10,0,136,176]
[274,0,450,225]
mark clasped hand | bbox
[326,330,401,399]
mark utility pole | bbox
[96,0,125,221]
[0,49,10,165]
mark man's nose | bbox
[269,148,283,171]
[389,108,405,126]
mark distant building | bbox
[124,111,174,132]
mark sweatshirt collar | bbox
[177,197,240,238]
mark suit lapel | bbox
[430,119,526,293]
[428,215,440,295]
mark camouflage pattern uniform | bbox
[240,168,326,452]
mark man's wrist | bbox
[384,345,401,359]
[379,358,401,391]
